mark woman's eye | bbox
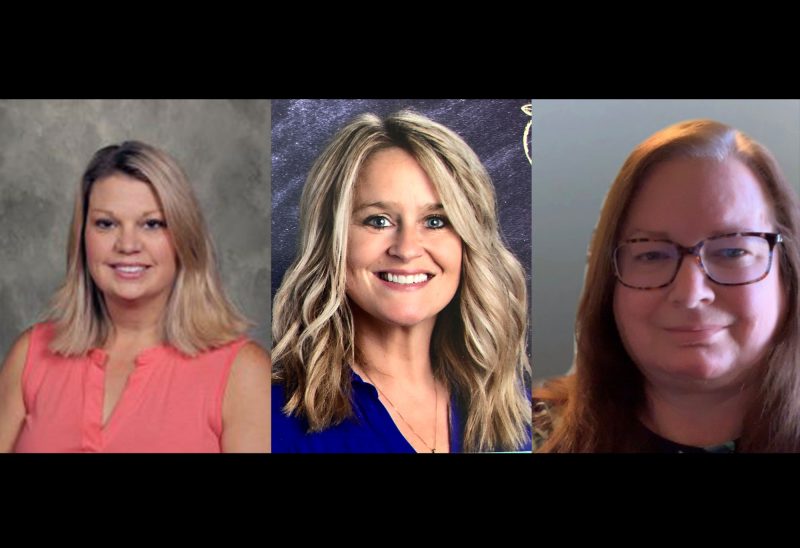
[364,215,392,229]
[144,219,167,230]
[634,251,670,262]
[715,248,748,259]
[94,219,115,229]
[424,215,448,229]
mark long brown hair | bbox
[537,119,800,452]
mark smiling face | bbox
[84,173,177,311]
[345,147,463,330]
[613,156,786,391]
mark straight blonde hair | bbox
[273,110,531,452]
[47,141,249,356]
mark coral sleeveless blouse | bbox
[14,322,247,453]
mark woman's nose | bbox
[388,226,423,261]
[114,225,142,254]
[667,255,715,308]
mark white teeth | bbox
[115,266,146,273]
[382,273,429,284]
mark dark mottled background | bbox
[271,99,532,311]
[0,100,271,355]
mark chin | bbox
[386,316,433,328]
[108,286,167,305]
[374,308,437,329]
[107,292,147,304]
[654,358,741,385]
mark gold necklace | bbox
[359,366,439,453]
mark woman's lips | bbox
[375,271,434,290]
[110,263,150,280]
[663,325,726,345]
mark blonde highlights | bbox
[47,141,249,356]
[273,110,531,452]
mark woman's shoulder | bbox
[223,341,270,392]
[186,337,261,368]
[270,382,318,451]
[4,323,53,367]
[24,322,54,345]
[7,325,35,351]
[532,375,572,452]
[271,382,307,430]
[271,377,411,453]
[1,326,35,380]
[14,321,72,357]
[533,397,563,452]
[218,341,270,452]
[227,340,270,371]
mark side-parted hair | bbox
[537,119,800,452]
[272,110,531,452]
[47,141,249,356]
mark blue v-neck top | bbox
[272,372,466,453]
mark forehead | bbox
[354,147,440,203]
[621,156,775,241]
[88,173,162,211]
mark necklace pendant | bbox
[432,449,435,453]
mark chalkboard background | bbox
[271,99,532,316]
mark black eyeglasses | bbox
[613,232,783,290]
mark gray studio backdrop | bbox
[0,99,271,354]
[532,99,800,382]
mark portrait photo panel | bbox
[271,99,532,304]
[531,99,800,383]
[0,99,271,352]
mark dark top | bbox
[533,398,736,453]
[272,372,464,453]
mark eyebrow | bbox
[624,229,670,239]
[625,227,770,239]
[89,208,164,217]
[353,201,445,214]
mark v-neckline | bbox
[86,346,166,437]
[101,364,136,430]
[352,371,455,453]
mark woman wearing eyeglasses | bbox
[533,119,800,452]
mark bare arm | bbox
[0,330,31,452]
[221,342,271,453]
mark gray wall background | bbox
[532,99,800,382]
[0,100,271,355]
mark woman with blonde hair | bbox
[272,110,531,452]
[0,141,270,452]
[534,119,800,452]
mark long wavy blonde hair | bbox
[537,119,800,452]
[273,110,531,452]
[47,140,249,356]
